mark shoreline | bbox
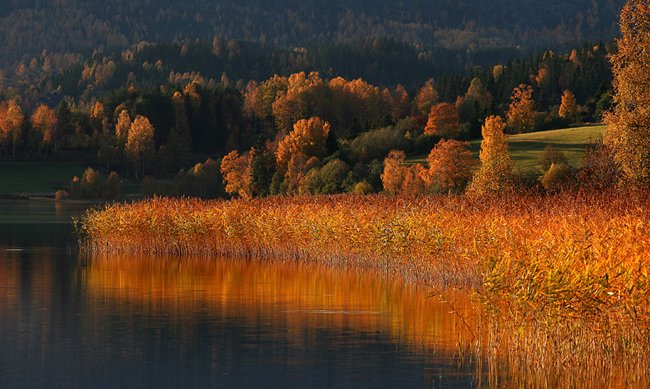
[79,192,650,386]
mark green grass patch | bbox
[409,125,606,177]
[0,162,88,195]
[503,124,605,174]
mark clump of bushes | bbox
[141,158,225,199]
[61,168,122,200]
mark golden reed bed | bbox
[79,192,650,387]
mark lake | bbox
[0,200,480,388]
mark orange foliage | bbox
[220,150,253,199]
[559,89,577,123]
[276,117,330,170]
[31,104,57,149]
[115,109,131,144]
[413,79,439,116]
[423,139,477,193]
[424,103,460,138]
[81,192,650,386]
[0,100,23,156]
[126,115,155,177]
[380,150,407,194]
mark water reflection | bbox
[0,200,481,388]
[85,254,477,354]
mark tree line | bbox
[0,40,617,199]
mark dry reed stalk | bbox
[79,191,650,386]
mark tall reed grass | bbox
[79,191,650,386]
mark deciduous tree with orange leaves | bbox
[414,79,439,116]
[506,84,535,133]
[424,103,460,138]
[115,109,131,145]
[275,116,330,194]
[220,150,254,199]
[0,100,23,158]
[423,139,477,194]
[31,104,58,153]
[381,150,407,195]
[604,0,650,186]
[466,116,513,196]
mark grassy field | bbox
[0,162,88,195]
[410,124,606,176]
[502,124,606,173]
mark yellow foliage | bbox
[559,89,578,123]
[80,191,650,386]
[467,116,513,196]
[506,84,536,133]
[220,150,253,199]
[424,139,477,193]
[31,104,57,147]
[380,150,407,195]
[115,110,131,144]
[604,0,650,186]
[276,116,330,173]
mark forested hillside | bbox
[0,0,625,67]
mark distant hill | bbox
[0,0,625,67]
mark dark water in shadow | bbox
[0,200,480,388]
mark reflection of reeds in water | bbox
[80,192,650,386]
[84,254,477,354]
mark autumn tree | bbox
[604,0,650,186]
[559,90,578,124]
[506,84,536,133]
[424,103,460,138]
[31,104,58,153]
[423,139,477,194]
[466,116,514,196]
[89,101,106,135]
[220,150,253,199]
[381,150,407,195]
[401,164,427,196]
[115,109,131,146]
[414,79,439,116]
[0,100,23,158]
[126,115,155,178]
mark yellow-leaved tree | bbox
[559,89,578,124]
[0,100,24,158]
[506,84,535,133]
[466,116,514,196]
[604,0,650,186]
[31,104,58,153]
[126,115,155,178]
[115,109,131,146]
[275,116,330,194]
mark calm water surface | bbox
[0,200,480,388]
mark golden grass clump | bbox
[79,191,650,386]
